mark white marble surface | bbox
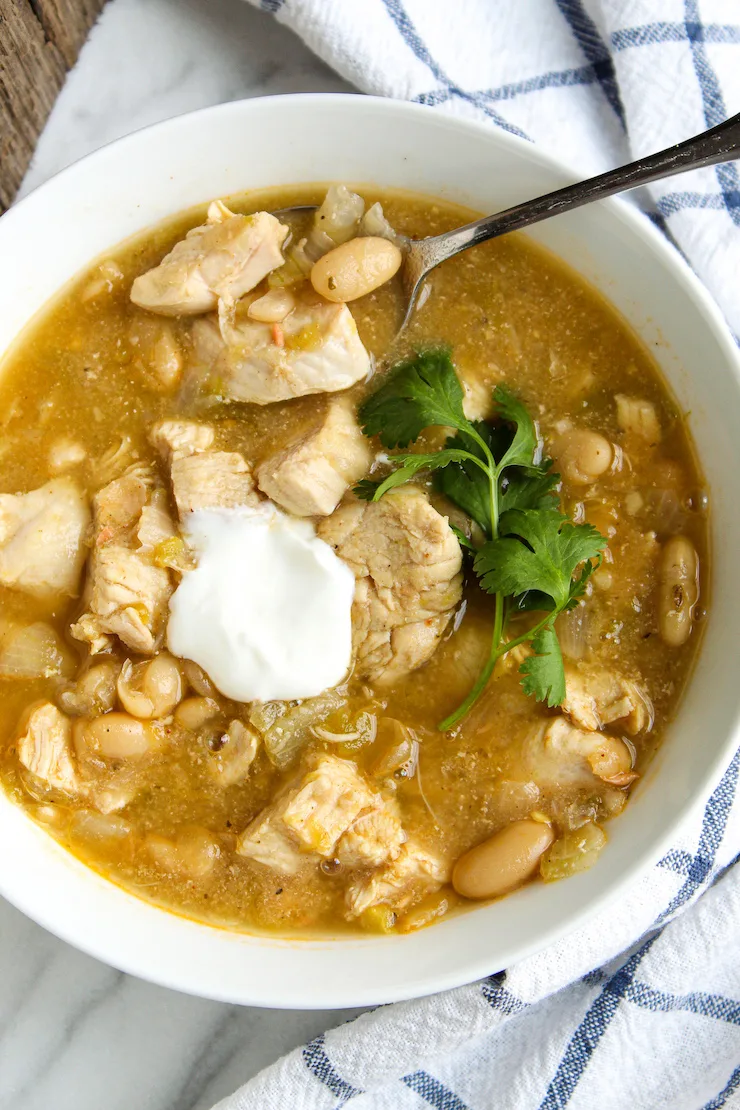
[4,3,361,1108]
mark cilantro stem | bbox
[438,608,555,731]
[439,433,506,732]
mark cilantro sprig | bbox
[356,348,606,729]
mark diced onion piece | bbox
[247,288,295,323]
[0,622,75,680]
[359,202,399,243]
[70,809,132,843]
[370,718,420,779]
[309,185,365,252]
[540,822,607,882]
[556,603,589,661]
[263,688,346,769]
[312,711,377,748]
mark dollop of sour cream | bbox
[167,504,355,702]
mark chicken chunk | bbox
[148,419,215,461]
[72,548,172,654]
[345,840,449,917]
[172,453,257,518]
[563,665,654,735]
[0,478,90,599]
[237,754,390,875]
[193,298,371,405]
[256,398,372,516]
[317,488,463,684]
[71,466,172,654]
[336,803,406,869]
[148,419,258,518]
[130,204,288,316]
[17,702,80,795]
[136,488,178,552]
[523,717,637,791]
[235,806,307,875]
[280,754,379,855]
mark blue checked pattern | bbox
[213,2,740,1108]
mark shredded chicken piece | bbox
[563,665,654,735]
[137,488,178,552]
[17,702,80,795]
[345,839,449,917]
[280,755,379,855]
[0,478,90,599]
[149,419,258,518]
[615,394,661,443]
[256,398,372,516]
[336,803,406,869]
[148,419,215,461]
[524,717,637,791]
[317,488,463,684]
[237,753,398,876]
[130,205,288,316]
[71,465,172,654]
[192,297,371,405]
[172,452,258,518]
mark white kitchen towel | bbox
[212,2,740,1108]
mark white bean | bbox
[117,654,183,719]
[145,826,221,879]
[553,429,614,485]
[310,237,402,302]
[452,819,554,900]
[175,696,221,731]
[82,713,161,759]
[659,535,700,646]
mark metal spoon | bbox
[277,111,740,330]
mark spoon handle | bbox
[422,112,740,264]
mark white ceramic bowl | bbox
[0,94,738,1009]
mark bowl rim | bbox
[1,92,739,1009]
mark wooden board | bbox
[0,0,106,212]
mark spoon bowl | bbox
[276,112,740,333]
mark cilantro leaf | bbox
[359,348,468,449]
[435,423,496,536]
[474,510,606,610]
[519,623,565,706]
[563,556,599,610]
[450,524,477,551]
[491,386,538,470]
[499,461,560,514]
[354,449,481,502]
[354,478,382,501]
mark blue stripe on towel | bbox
[415,64,601,111]
[612,22,740,50]
[537,935,659,1109]
[684,0,740,227]
[658,748,740,924]
[659,847,696,875]
[481,971,528,1016]
[381,0,529,139]
[704,1063,740,1109]
[302,1035,363,1105]
[481,65,601,103]
[657,191,729,217]
[551,0,624,124]
[402,1071,470,1110]
[626,981,740,1025]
